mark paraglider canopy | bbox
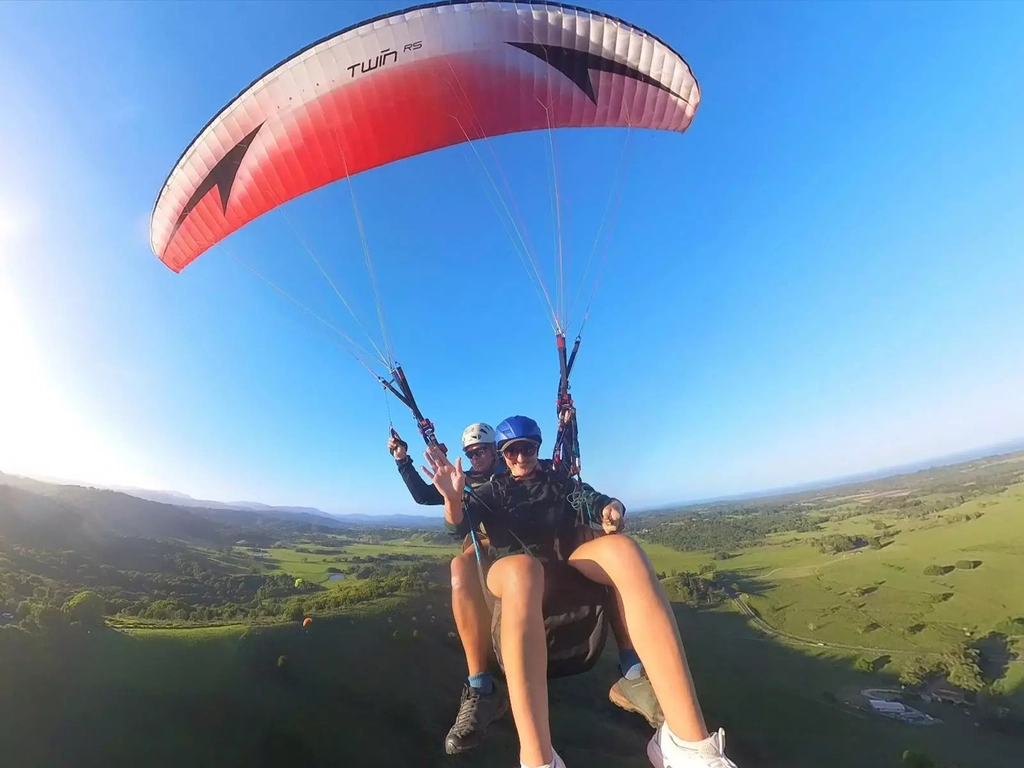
[149,0,699,272]
[149,0,701,476]
[302,617,313,628]
[294,578,304,589]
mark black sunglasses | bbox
[465,445,492,459]
[502,442,539,459]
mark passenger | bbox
[390,424,509,753]
[423,416,738,768]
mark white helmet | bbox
[462,423,496,449]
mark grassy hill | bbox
[3,453,1024,766]
[636,457,1024,682]
[0,479,232,547]
[2,589,1019,768]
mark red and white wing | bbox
[150,1,700,272]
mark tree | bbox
[31,604,67,635]
[65,590,106,626]
[942,642,984,692]
[854,657,873,673]
[900,657,942,688]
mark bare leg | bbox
[450,547,492,677]
[574,526,634,652]
[608,586,632,653]
[568,534,709,741]
[486,554,550,767]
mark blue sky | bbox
[1,1,1022,515]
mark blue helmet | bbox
[494,416,543,449]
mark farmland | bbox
[4,451,1024,766]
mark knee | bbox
[494,555,544,606]
[602,532,644,557]
[450,549,476,590]
[595,534,653,574]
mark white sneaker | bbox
[521,747,567,768]
[647,725,738,768]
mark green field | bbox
[740,486,1022,652]
[7,587,1019,768]
[5,452,1024,767]
[639,482,1024,717]
[264,540,458,585]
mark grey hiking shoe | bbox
[444,682,510,754]
[609,671,665,729]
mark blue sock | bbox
[619,649,643,680]
[468,672,494,694]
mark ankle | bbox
[520,747,561,768]
[618,648,643,679]
[664,722,710,745]
[467,671,494,694]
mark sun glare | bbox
[0,212,155,489]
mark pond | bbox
[328,573,347,582]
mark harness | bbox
[550,334,597,528]
[487,462,577,562]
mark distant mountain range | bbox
[106,486,340,521]
[9,434,1022,532]
[107,487,445,528]
[0,474,446,531]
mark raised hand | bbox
[387,430,407,460]
[388,428,408,460]
[422,444,465,503]
[601,501,625,534]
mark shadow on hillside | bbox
[2,591,1023,768]
[715,570,772,597]
[973,632,1020,686]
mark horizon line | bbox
[4,434,1023,518]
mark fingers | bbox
[453,457,466,494]
[425,445,455,473]
[601,504,624,533]
[423,447,440,468]
[423,447,457,487]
